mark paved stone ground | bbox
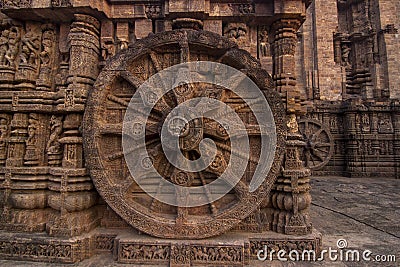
[0,176,399,266]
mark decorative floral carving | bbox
[119,243,170,262]
[51,0,71,7]
[0,0,32,8]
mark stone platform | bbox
[0,228,322,266]
[1,176,399,266]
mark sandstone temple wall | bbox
[0,0,398,265]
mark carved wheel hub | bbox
[298,119,334,170]
[83,29,285,239]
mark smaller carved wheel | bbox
[298,119,334,170]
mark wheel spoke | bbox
[310,128,324,142]
[191,152,218,216]
[305,152,311,167]
[149,51,162,73]
[215,141,258,165]
[315,142,332,147]
[311,150,324,162]
[120,70,143,89]
[315,147,329,154]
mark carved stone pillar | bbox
[46,14,101,237]
[267,114,312,235]
[1,113,49,232]
[266,17,312,235]
[342,100,359,176]
[270,18,303,114]
[6,113,28,167]
[67,14,100,91]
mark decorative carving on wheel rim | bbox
[298,119,334,170]
[83,29,286,239]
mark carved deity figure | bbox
[378,116,393,133]
[145,5,162,19]
[26,115,38,146]
[361,113,370,132]
[37,29,55,89]
[258,28,270,57]
[5,27,21,68]
[0,117,9,162]
[224,23,248,48]
[341,43,351,67]
[0,30,9,65]
[47,115,63,154]
[287,114,299,134]
[101,39,116,61]
[19,32,40,66]
[40,30,55,67]
[117,37,129,51]
[24,114,40,165]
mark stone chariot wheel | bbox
[298,119,334,170]
[83,29,285,239]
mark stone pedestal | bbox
[269,16,313,236]
[0,227,321,264]
[0,167,51,233]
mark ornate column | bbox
[47,14,101,237]
[267,18,312,235]
[270,18,303,112]
[0,113,27,229]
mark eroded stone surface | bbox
[0,0,398,265]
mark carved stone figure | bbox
[5,26,21,68]
[37,28,55,90]
[24,113,39,165]
[0,26,21,83]
[287,114,299,133]
[0,30,9,65]
[51,0,71,7]
[47,115,63,154]
[0,116,9,164]
[101,39,115,61]
[15,31,40,85]
[26,114,38,146]
[378,115,393,133]
[258,27,270,57]
[145,5,162,19]
[117,37,128,51]
[19,32,40,65]
[223,23,248,47]
[341,43,351,67]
